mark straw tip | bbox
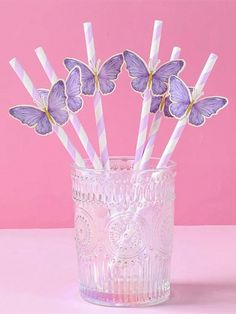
[35,46,43,53]
[154,20,163,27]
[9,58,17,66]
[209,53,218,60]
[173,46,181,51]
[83,21,92,28]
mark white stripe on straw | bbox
[134,20,163,170]
[140,46,181,170]
[35,47,103,170]
[83,22,110,169]
[9,58,85,168]
[157,53,218,169]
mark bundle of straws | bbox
[9,20,228,174]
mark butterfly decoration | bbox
[123,49,185,95]
[64,54,124,95]
[169,75,228,126]
[65,67,83,113]
[150,95,173,117]
[9,80,68,135]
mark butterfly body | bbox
[150,94,173,118]
[147,71,153,90]
[185,100,195,117]
[159,95,166,111]
[44,107,55,125]
[64,54,124,96]
[9,80,68,135]
[123,50,185,96]
[169,75,228,126]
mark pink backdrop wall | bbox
[0,0,235,228]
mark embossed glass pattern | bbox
[72,157,176,307]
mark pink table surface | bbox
[0,226,235,314]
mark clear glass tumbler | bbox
[72,157,176,307]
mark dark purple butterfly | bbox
[9,80,68,135]
[150,95,173,117]
[64,54,124,95]
[169,75,228,126]
[65,67,83,112]
[123,50,185,95]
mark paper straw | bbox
[133,20,163,170]
[35,47,103,170]
[157,53,218,168]
[83,22,110,169]
[9,58,85,168]
[110,53,218,268]
[109,21,163,267]
[140,46,181,170]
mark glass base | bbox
[80,282,170,307]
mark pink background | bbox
[0,0,235,228]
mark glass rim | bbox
[72,156,176,174]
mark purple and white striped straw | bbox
[9,58,85,167]
[84,22,110,169]
[139,46,181,170]
[157,53,218,169]
[35,47,103,170]
[133,20,163,170]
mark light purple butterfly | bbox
[150,95,173,117]
[123,50,185,95]
[65,67,83,112]
[169,75,228,126]
[9,80,68,135]
[64,54,124,95]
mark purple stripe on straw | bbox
[135,146,145,164]
[14,60,24,80]
[45,60,54,79]
[67,138,76,161]
[97,117,104,137]
[198,71,210,87]
[101,149,108,166]
[86,141,95,160]
[155,26,162,41]
[173,121,185,139]
[139,114,149,133]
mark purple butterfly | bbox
[9,80,68,135]
[150,95,173,117]
[123,50,185,95]
[65,67,83,112]
[64,54,124,95]
[169,75,228,126]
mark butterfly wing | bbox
[47,80,68,125]
[163,96,173,118]
[64,58,95,95]
[152,60,185,95]
[66,67,83,112]
[98,54,124,94]
[123,50,149,93]
[189,97,228,127]
[150,95,162,113]
[9,106,52,135]
[169,76,191,118]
